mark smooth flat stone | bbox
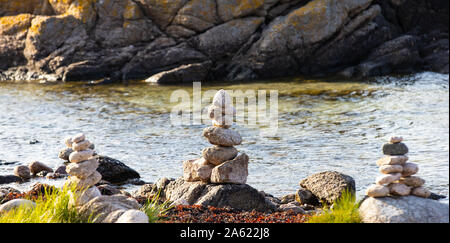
[389,183,411,196]
[382,142,409,155]
[72,140,92,151]
[66,158,99,179]
[379,164,403,174]
[376,155,408,166]
[366,184,390,198]
[411,187,431,198]
[390,136,403,144]
[402,163,419,177]
[399,176,425,187]
[28,161,53,175]
[203,126,242,147]
[66,171,102,190]
[376,173,401,185]
[72,133,86,143]
[202,146,238,166]
[69,149,95,163]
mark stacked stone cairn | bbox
[63,133,102,205]
[183,89,249,184]
[366,136,431,198]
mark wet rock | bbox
[299,171,356,205]
[382,142,409,155]
[46,172,67,179]
[202,127,242,147]
[202,146,238,166]
[96,156,140,184]
[0,199,36,213]
[359,196,449,223]
[210,153,249,184]
[14,165,31,180]
[295,188,320,206]
[28,161,53,175]
[115,209,149,223]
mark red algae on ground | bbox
[160,205,310,223]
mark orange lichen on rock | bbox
[0,0,54,16]
[48,0,74,15]
[217,0,265,22]
[0,14,33,35]
[63,0,96,27]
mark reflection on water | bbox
[0,72,448,201]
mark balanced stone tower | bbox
[366,136,431,198]
[183,90,249,184]
[64,133,102,191]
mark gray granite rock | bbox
[359,196,449,223]
[299,171,355,205]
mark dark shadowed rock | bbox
[96,156,140,184]
[299,171,355,205]
[0,175,22,184]
[295,188,320,206]
[382,142,409,155]
[133,177,276,212]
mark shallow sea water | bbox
[0,72,448,202]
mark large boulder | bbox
[133,178,276,212]
[96,156,140,184]
[359,196,449,223]
[190,17,264,59]
[299,171,356,205]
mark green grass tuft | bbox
[141,191,172,223]
[0,184,93,223]
[308,190,361,223]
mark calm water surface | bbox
[0,72,448,201]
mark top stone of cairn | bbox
[209,89,236,128]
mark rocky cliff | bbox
[0,0,448,83]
